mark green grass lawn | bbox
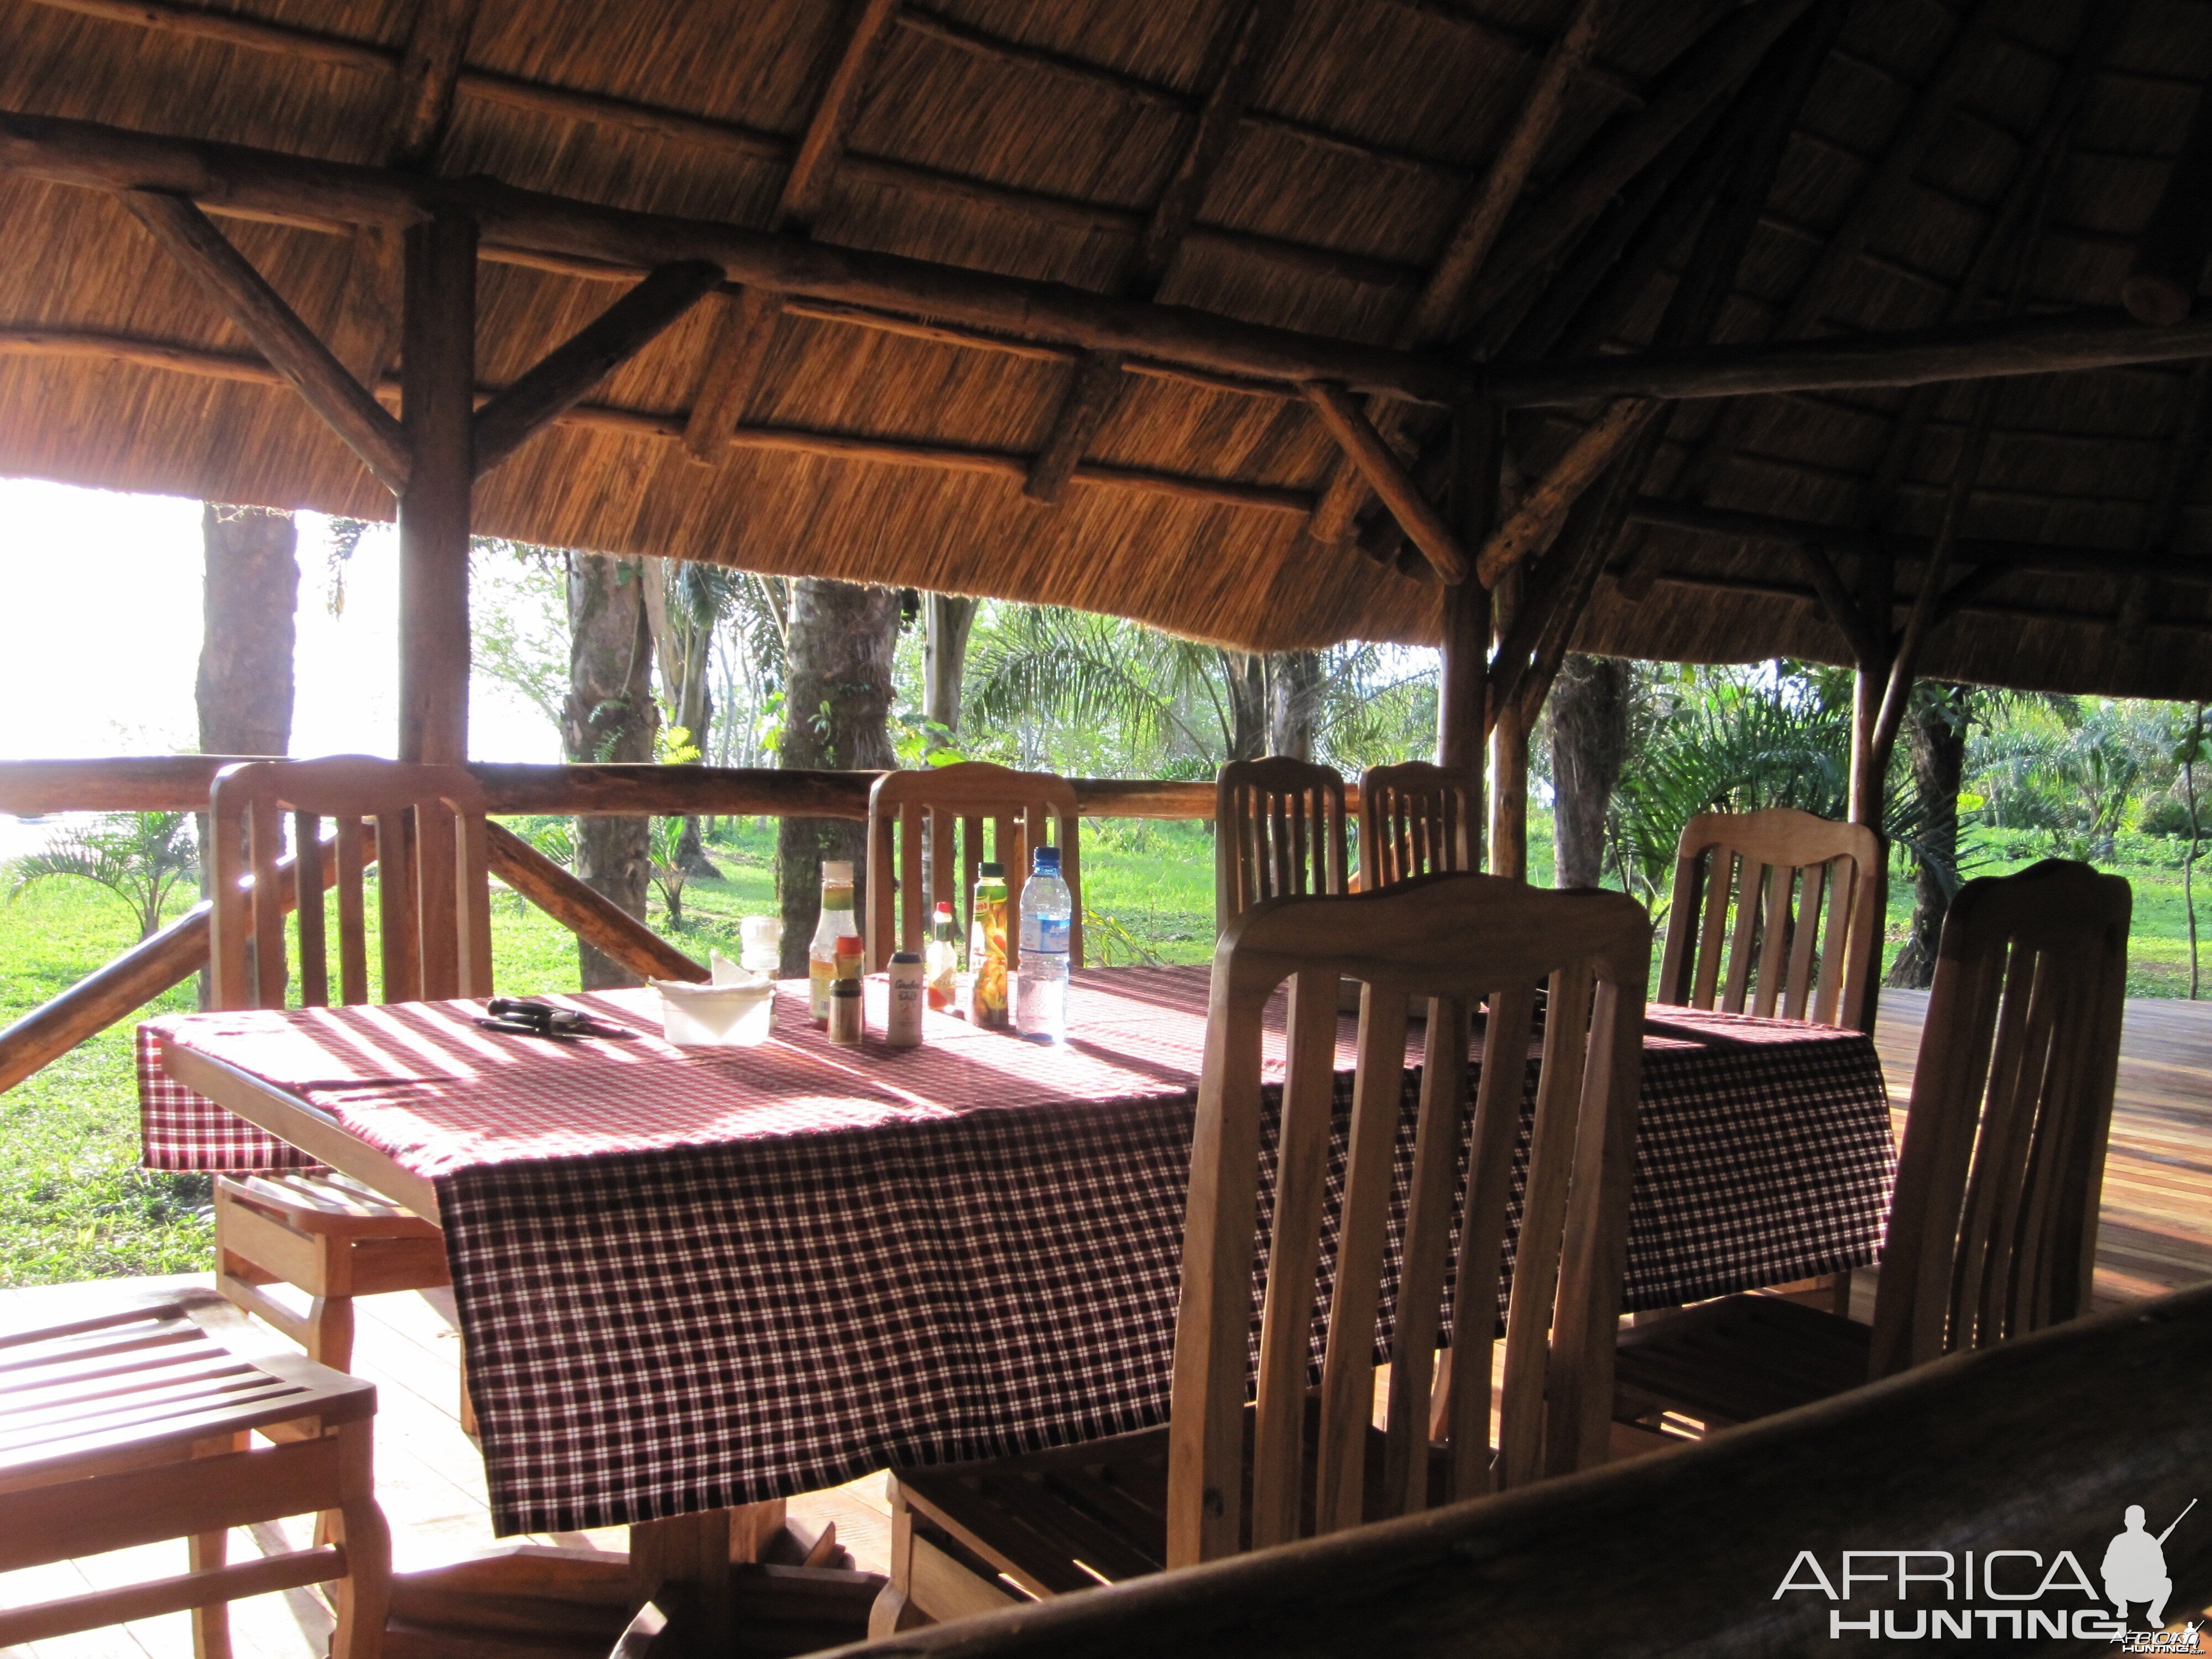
[1,811,2202,1286]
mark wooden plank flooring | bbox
[1874,990,2212,1308]
[5,993,2208,1657]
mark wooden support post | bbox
[1846,550,1894,827]
[398,205,477,766]
[1437,403,1498,869]
[1487,563,1528,880]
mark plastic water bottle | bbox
[1016,846,1071,1045]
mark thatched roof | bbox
[1,0,2210,698]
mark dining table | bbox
[139,963,1896,1545]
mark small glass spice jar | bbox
[828,977,864,1046]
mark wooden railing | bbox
[0,759,1254,820]
[834,1279,2212,1658]
[0,758,1256,1094]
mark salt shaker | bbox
[886,951,925,1047]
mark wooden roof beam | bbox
[1486,306,2212,405]
[119,189,409,491]
[323,0,482,388]
[1470,2,1835,595]
[684,0,902,463]
[1022,0,1291,507]
[2124,82,2212,326]
[1303,0,1615,546]
[0,324,1319,519]
[0,109,1473,404]
[473,259,722,473]
[1303,381,1467,582]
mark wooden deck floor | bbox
[6,993,2210,1658]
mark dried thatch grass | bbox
[0,0,2209,697]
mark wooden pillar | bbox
[1437,401,1498,869]
[1846,548,1894,826]
[398,205,477,764]
[1488,564,1529,879]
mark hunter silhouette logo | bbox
[1773,1499,2200,1645]
[2104,1501,2192,1630]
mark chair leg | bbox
[868,1487,931,1638]
[1829,1268,1854,1319]
[307,1292,357,1373]
[327,1425,391,1659]
[189,1432,247,1659]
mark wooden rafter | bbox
[1303,382,1468,582]
[1302,0,1614,545]
[1470,2,1834,599]
[19,0,1597,291]
[1623,498,2212,589]
[1339,1,1811,570]
[1022,0,1291,507]
[2124,84,2212,325]
[1612,0,2017,581]
[683,0,904,462]
[120,190,409,491]
[0,325,1322,518]
[325,0,484,385]
[1484,306,2212,406]
[473,260,723,473]
[0,110,1472,404]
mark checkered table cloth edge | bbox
[140,968,1894,1534]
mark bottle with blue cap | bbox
[1015,844,1071,1045]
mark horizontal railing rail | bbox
[0,817,714,1096]
[0,758,1335,821]
[829,1280,2212,1658]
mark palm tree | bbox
[10,812,199,939]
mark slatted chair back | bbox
[1870,859,2130,1379]
[1214,758,1350,927]
[1655,807,1885,1032]
[865,761,1082,973]
[208,756,493,1010]
[1167,873,1651,1569]
[1357,761,1475,890]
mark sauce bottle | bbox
[808,860,857,1026]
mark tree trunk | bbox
[565,552,659,989]
[197,503,299,1006]
[1266,651,1323,760]
[1885,687,1969,990]
[924,593,977,750]
[776,579,900,975]
[1225,653,1269,763]
[1548,653,1629,889]
[197,505,299,757]
[645,560,723,877]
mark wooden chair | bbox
[864,761,1082,973]
[1614,859,2131,1433]
[206,758,487,1386]
[1655,807,1886,1034]
[1358,761,1475,890]
[1214,758,1349,927]
[870,873,1652,1632]
[0,1285,390,1659]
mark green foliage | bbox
[649,817,691,927]
[9,812,199,940]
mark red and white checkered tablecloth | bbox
[139,966,1895,1536]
